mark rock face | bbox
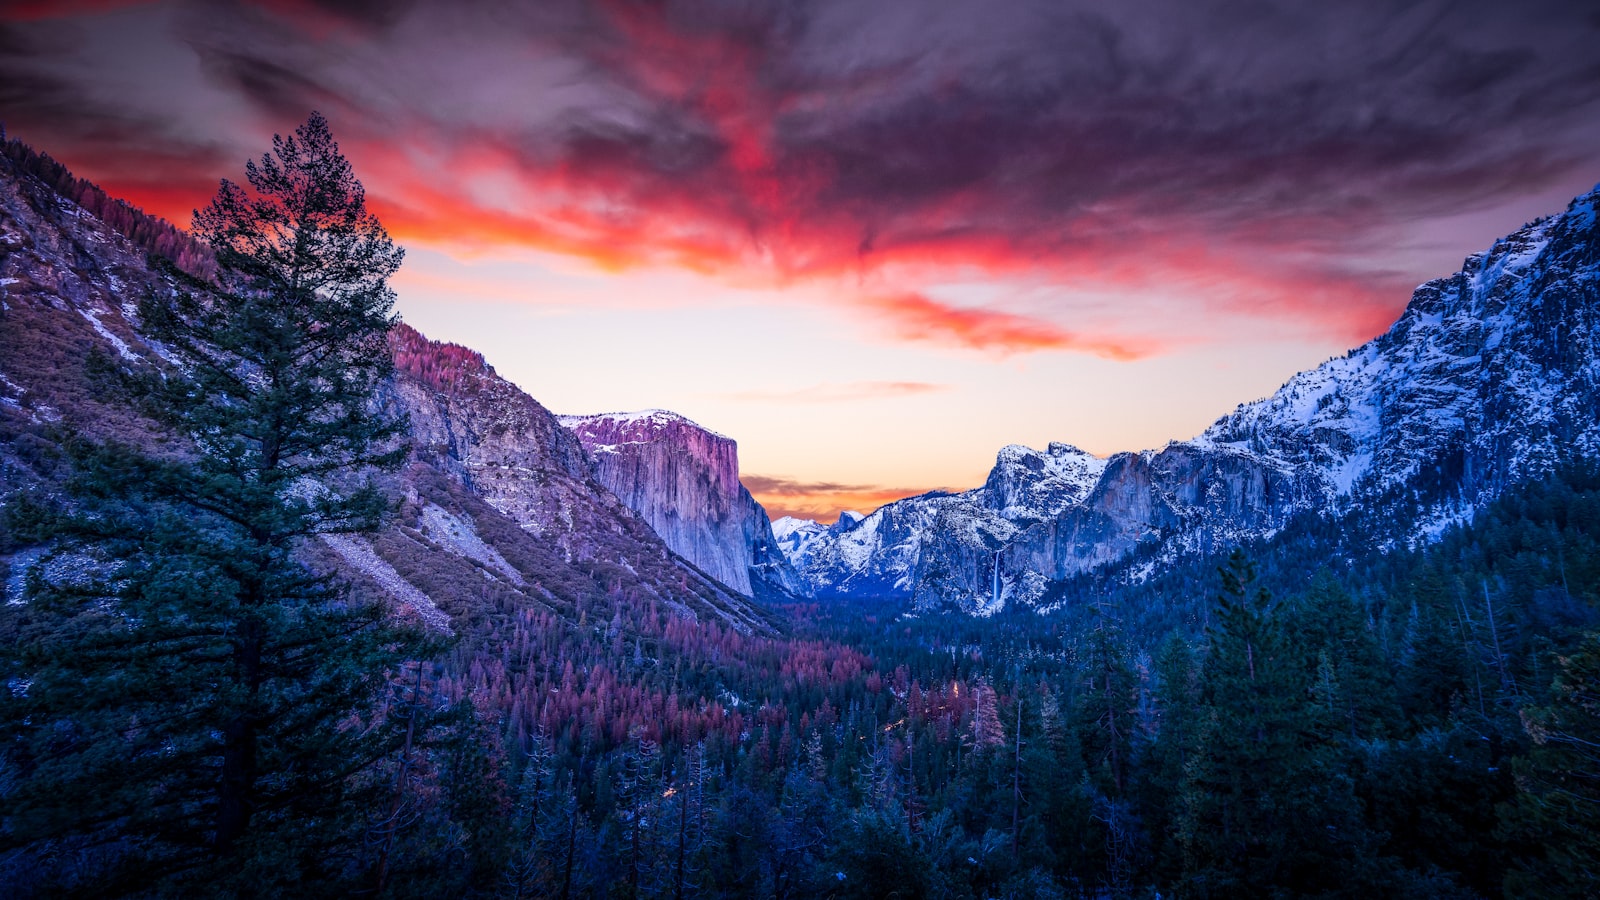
[781,184,1600,613]
[558,411,804,599]
[0,145,773,637]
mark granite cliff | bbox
[558,410,804,600]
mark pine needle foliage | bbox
[0,112,437,895]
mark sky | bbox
[3,0,1599,522]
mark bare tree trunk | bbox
[215,617,264,853]
[1484,582,1517,695]
[1104,659,1124,795]
[675,779,688,900]
[1454,595,1488,717]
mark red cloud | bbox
[53,119,1406,358]
[5,0,1448,358]
[0,0,151,20]
[863,292,1161,358]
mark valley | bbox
[2,121,1598,899]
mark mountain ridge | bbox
[774,183,1600,613]
[0,147,775,639]
[8,123,1596,622]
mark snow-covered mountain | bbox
[557,410,804,599]
[779,184,1600,614]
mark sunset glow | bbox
[4,0,1597,521]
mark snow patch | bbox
[418,502,526,585]
[5,548,44,606]
[558,409,729,440]
[78,307,138,361]
[321,534,453,633]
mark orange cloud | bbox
[69,124,1406,359]
[743,475,956,524]
[4,0,1429,359]
[333,125,1408,355]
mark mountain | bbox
[558,410,804,600]
[0,140,774,637]
[779,185,1600,613]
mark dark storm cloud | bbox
[282,0,416,31]
[758,0,1600,239]
[0,19,229,195]
[194,45,349,121]
[3,0,1598,351]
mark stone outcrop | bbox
[558,411,804,599]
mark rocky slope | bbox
[780,185,1600,614]
[558,410,804,599]
[0,145,774,637]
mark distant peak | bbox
[771,516,824,540]
[995,442,1097,462]
[558,409,729,440]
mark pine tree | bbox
[615,731,666,898]
[972,679,1006,752]
[1504,631,1600,899]
[1282,575,1400,741]
[0,112,432,893]
[1077,606,1138,797]
[1176,551,1374,897]
[669,742,710,900]
[1139,633,1199,886]
[507,728,557,898]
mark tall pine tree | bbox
[1,112,432,894]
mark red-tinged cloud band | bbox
[2,0,1598,354]
[0,0,147,19]
[865,292,1156,358]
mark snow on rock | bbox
[771,517,829,570]
[557,409,731,441]
[778,183,1600,613]
[4,547,44,606]
[418,502,525,586]
[321,534,453,634]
